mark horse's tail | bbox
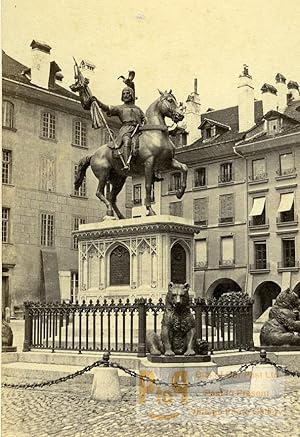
[74,155,92,190]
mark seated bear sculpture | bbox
[146,282,209,356]
[260,287,300,347]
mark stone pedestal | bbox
[91,367,121,401]
[75,215,200,301]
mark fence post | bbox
[247,302,255,350]
[23,302,32,352]
[137,298,146,357]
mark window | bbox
[195,239,207,269]
[220,236,234,266]
[70,272,78,302]
[282,239,295,268]
[267,119,281,135]
[219,194,234,224]
[73,120,87,147]
[40,213,54,247]
[73,164,87,197]
[169,172,181,192]
[2,101,14,129]
[204,125,216,140]
[40,157,55,191]
[2,208,10,243]
[251,158,267,181]
[72,217,86,249]
[194,167,206,187]
[277,192,295,223]
[169,201,183,217]
[133,184,142,205]
[2,150,12,184]
[249,197,266,226]
[219,162,233,183]
[278,152,295,176]
[193,197,208,225]
[254,241,267,269]
[41,112,56,140]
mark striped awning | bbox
[249,197,266,217]
[277,193,294,213]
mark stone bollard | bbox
[249,349,282,398]
[91,352,121,401]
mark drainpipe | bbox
[233,145,250,296]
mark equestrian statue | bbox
[70,60,187,218]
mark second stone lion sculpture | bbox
[260,287,300,347]
[146,282,209,356]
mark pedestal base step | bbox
[146,354,211,363]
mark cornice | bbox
[74,222,201,241]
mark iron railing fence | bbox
[23,298,254,356]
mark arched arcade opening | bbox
[253,281,281,320]
[206,278,242,300]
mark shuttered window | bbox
[193,197,208,225]
[219,194,234,223]
[169,201,183,217]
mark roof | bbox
[199,117,231,131]
[2,50,80,100]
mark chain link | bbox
[2,356,299,390]
[2,360,104,389]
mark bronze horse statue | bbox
[74,88,188,218]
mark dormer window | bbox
[199,118,231,141]
[205,125,216,139]
[267,118,282,135]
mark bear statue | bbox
[260,287,300,347]
[146,282,209,356]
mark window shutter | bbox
[220,194,234,218]
[193,198,208,222]
[169,201,183,217]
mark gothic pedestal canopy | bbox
[74,215,200,301]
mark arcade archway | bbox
[253,281,281,320]
[207,278,242,300]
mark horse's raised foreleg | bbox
[170,158,188,199]
[107,176,127,219]
[95,178,114,217]
[144,157,156,216]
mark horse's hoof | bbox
[176,189,185,199]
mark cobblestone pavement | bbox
[2,376,300,437]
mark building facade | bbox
[2,42,131,317]
[158,68,300,318]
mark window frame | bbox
[194,167,206,187]
[2,150,12,185]
[72,119,88,148]
[169,172,182,192]
[254,240,267,270]
[40,212,55,247]
[219,162,233,184]
[72,216,86,250]
[40,111,56,140]
[2,208,10,243]
[2,100,15,130]
[72,163,87,198]
[133,184,142,205]
[282,238,296,268]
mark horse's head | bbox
[157,90,185,123]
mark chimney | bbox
[261,83,278,115]
[237,65,254,132]
[185,78,201,144]
[287,80,300,101]
[30,40,51,88]
[275,73,287,112]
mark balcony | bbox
[276,214,298,227]
[248,172,268,183]
[193,179,207,189]
[219,259,235,268]
[194,219,208,227]
[276,167,297,177]
[250,262,270,273]
[249,218,269,230]
[195,261,208,270]
[218,175,233,185]
[218,216,234,226]
[277,260,299,272]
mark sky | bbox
[2,0,300,112]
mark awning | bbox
[249,197,266,217]
[277,193,294,213]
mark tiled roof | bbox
[2,50,80,100]
[284,100,300,122]
[237,123,300,145]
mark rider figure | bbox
[81,81,146,170]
